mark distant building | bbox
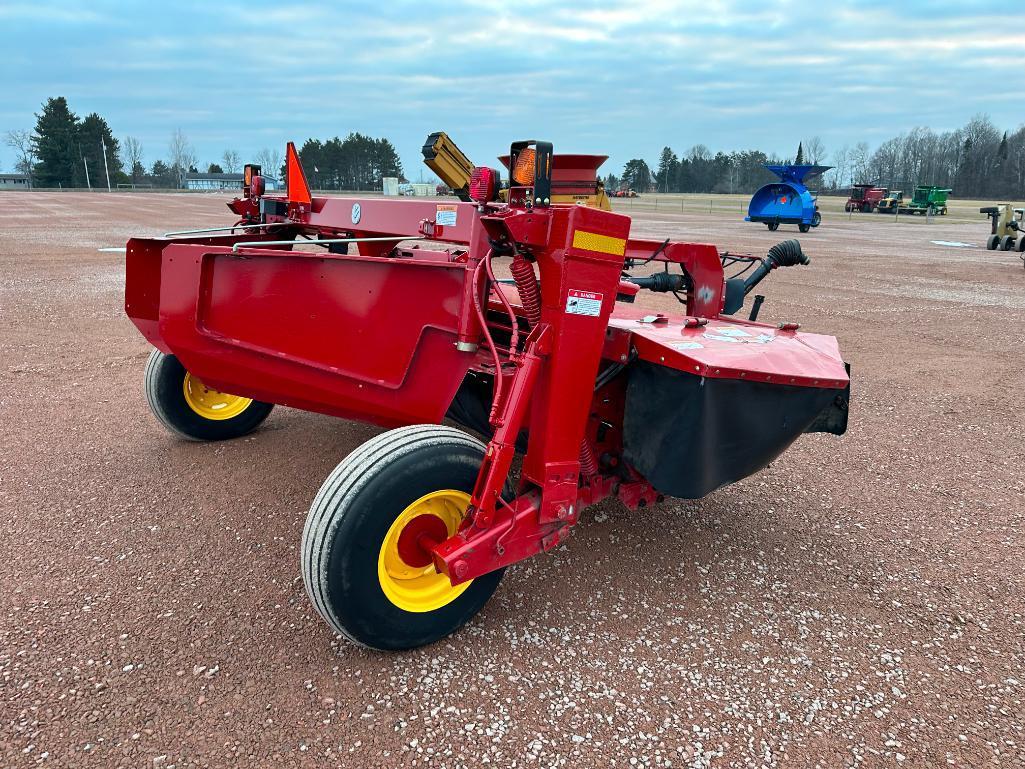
[0,173,31,190]
[185,172,244,191]
[184,172,281,191]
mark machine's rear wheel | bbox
[301,424,504,650]
[767,222,779,231]
[1001,235,1016,251]
[144,350,273,441]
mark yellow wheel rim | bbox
[182,372,253,421]
[377,489,472,613]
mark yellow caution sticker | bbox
[572,230,626,256]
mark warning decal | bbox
[436,204,458,227]
[566,289,603,317]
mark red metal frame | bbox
[126,144,849,588]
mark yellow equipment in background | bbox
[422,131,611,210]
[981,204,1025,252]
[422,132,476,201]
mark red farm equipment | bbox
[125,140,850,650]
[845,184,887,213]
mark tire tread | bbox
[301,425,485,646]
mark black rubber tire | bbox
[799,224,811,233]
[144,349,273,441]
[987,235,999,250]
[1001,235,1016,251]
[301,424,504,650]
[811,211,822,227]
[767,222,779,231]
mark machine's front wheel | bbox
[301,424,504,650]
[144,350,273,441]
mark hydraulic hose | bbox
[722,240,810,315]
[742,239,809,295]
[625,272,687,293]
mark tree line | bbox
[6,98,1021,199]
[294,135,404,191]
[4,97,404,191]
[608,115,1024,199]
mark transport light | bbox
[511,147,536,186]
[468,166,499,203]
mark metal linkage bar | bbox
[163,222,294,237]
[230,236,424,253]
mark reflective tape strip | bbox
[572,230,626,256]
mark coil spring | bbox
[510,254,542,327]
[579,439,599,477]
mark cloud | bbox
[0,1,1022,177]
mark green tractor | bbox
[901,185,951,216]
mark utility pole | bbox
[83,156,91,190]
[101,138,111,192]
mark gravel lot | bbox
[1,192,1022,768]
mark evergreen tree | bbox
[621,159,652,191]
[77,113,122,188]
[150,160,173,188]
[32,97,80,187]
[294,133,403,190]
[655,147,679,192]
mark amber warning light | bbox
[512,148,536,186]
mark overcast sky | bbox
[1,1,1022,180]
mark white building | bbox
[0,173,31,190]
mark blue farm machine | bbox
[746,164,832,233]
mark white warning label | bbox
[436,205,458,227]
[565,289,603,317]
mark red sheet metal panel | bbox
[609,309,848,389]
[142,242,475,426]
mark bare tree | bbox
[168,128,196,188]
[254,148,283,180]
[4,129,36,178]
[850,142,870,185]
[221,149,241,174]
[804,136,826,165]
[829,144,850,190]
[123,136,144,183]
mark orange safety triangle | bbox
[286,141,312,205]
